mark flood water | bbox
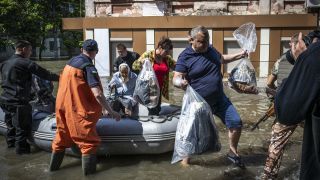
[0,60,303,180]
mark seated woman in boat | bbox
[108,63,138,117]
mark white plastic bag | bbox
[229,22,258,94]
[171,86,221,164]
[133,59,160,108]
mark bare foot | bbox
[180,158,190,167]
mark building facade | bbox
[62,0,319,77]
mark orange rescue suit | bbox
[52,65,102,155]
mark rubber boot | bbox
[49,151,65,171]
[82,154,97,176]
[15,142,31,155]
[70,144,81,157]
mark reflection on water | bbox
[0,62,303,179]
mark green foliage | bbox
[61,30,82,57]
[0,39,14,49]
[0,0,84,57]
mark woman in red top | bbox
[133,37,175,115]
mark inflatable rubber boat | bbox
[0,103,180,155]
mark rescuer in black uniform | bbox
[0,40,59,155]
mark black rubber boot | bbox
[70,144,81,157]
[49,151,65,171]
[82,154,97,176]
[15,143,31,155]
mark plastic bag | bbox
[171,86,221,164]
[232,22,257,53]
[229,58,257,86]
[228,23,258,94]
[133,59,160,108]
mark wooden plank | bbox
[133,30,146,55]
[110,30,132,38]
[270,30,281,74]
[155,30,168,48]
[63,14,317,30]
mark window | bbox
[0,46,6,53]
[223,40,242,74]
[172,4,193,15]
[171,41,189,61]
[49,41,55,51]
[110,41,133,72]
[280,40,291,55]
[112,4,132,14]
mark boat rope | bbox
[138,109,180,123]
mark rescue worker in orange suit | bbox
[49,39,121,175]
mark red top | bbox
[153,60,169,89]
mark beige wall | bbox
[63,14,317,76]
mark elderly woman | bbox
[132,36,175,115]
[109,63,138,117]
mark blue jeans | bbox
[206,94,242,129]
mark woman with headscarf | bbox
[109,63,138,117]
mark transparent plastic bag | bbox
[133,59,160,108]
[233,22,257,53]
[229,23,258,94]
[171,86,221,164]
[229,58,257,86]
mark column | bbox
[208,29,213,45]
[85,29,94,39]
[259,28,270,78]
[94,28,110,77]
[146,29,155,51]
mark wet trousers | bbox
[0,104,32,151]
[263,122,297,179]
[52,110,101,155]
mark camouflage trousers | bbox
[263,122,298,179]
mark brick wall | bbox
[86,0,308,17]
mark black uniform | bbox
[0,54,59,154]
[275,41,320,179]
[113,51,140,74]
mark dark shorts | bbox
[206,94,242,129]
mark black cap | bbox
[285,50,295,65]
[307,30,320,42]
[82,39,98,52]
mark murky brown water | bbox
[0,60,303,179]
